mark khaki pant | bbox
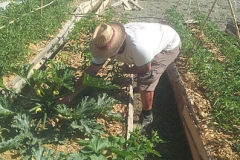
[137,43,181,91]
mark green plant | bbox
[14,61,75,130]
[30,146,64,160]
[0,92,123,156]
[83,73,120,90]
[74,129,162,159]
[56,93,122,135]
[0,114,41,154]
[0,74,123,157]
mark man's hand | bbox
[122,63,151,74]
[55,62,105,106]
[122,63,130,73]
[56,93,75,105]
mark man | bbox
[59,21,181,132]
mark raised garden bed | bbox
[1,0,240,159]
[166,9,240,160]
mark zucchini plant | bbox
[0,60,125,157]
[72,130,162,159]
[0,60,121,131]
[0,113,162,159]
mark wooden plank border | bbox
[166,63,212,160]
[126,75,134,139]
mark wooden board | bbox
[166,63,211,160]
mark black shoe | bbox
[135,113,153,133]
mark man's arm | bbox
[122,62,151,74]
[58,63,104,104]
[73,63,104,95]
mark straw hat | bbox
[90,22,126,59]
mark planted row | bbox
[166,9,240,147]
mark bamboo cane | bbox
[129,0,144,10]
[0,1,55,30]
[196,0,200,11]
[95,0,111,15]
[184,0,218,67]
[227,0,240,45]
[41,0,43,16]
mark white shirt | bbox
[92,22,181,67]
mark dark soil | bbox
[133,72,193,160]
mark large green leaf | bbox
[66,152,89,160]
[89,154,107,160]
[31,146,63,160]
[12,64,34,85]
[0,103,15,117]
[11,114,31,132]
[48,61,75,91]
[55,104,72,117]
[0,136,22,153]
[70,119,104,135]
[83,73,120,90]
[79,135,109,154]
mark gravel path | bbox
[110,0,240,30]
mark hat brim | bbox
[90,22,125,59]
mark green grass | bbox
[0,0,74,75]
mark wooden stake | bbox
[227,0,240,45]
[184,0,218,67]
[41,0,43,16]
[196,0,200,11]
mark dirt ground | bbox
[109,0,240,30]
